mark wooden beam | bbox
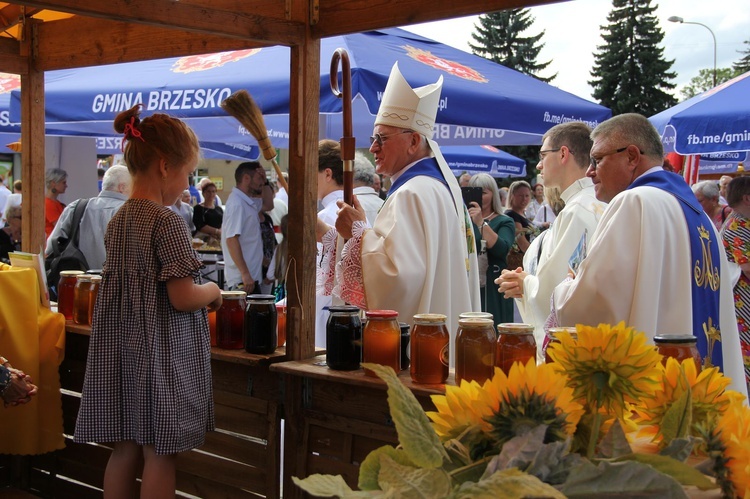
[32,17,277,70]
[12,0,305,46]
[0,36,26,74]
[312,0,560,38]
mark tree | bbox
[470,9,556,83]
[589,0,677,116]
[734,39,750,74]
[680,68,740,100]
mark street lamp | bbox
[668,15,717,88]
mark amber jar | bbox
[73,274,95,325]
[217,291,246,349]
[276,303,287,348]
[456,317,495,385]
[495,323,536,374]
[399,322,411,370]
[86,275,102,326]
[58,270,84,320]
[208,310,217,347]
[410,314,450,384]
[326,306,362,371]
[654,335,702,371]
[544,327,578,364]
[362,310,400,377]
[244,294,277,354]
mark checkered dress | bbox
[74,199,215,455]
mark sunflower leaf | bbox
[358,445,415,491]
[448,456,493,485]
[362,363,448,468]
[292,474,381,497]
[452,468,567,499]
[560,460,689,498]
[377,454,452,498]
[482,424,547,478]
[596,418,632,459]
[613,453,718,491]
[659,436,701,463]
[661,384,693,443]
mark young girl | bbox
[74,105,222,498]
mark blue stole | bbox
[627,170,722,370]
[388,157,449,199]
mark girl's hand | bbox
[207,289,223,313]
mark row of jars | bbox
[207,292,284,354]
[58,270,101,326]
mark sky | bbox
[402,0,750,103]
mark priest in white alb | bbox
[316,62,481,362]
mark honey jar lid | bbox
[413,313,447,324]
[365,309,398,318]
[548,327,577,339]
[653,334,697,344]
[328,305,360,313]
[497,322,534,334]
[458,317,494,328]
[75,274,93,281]
[89,275,102,282]
[60,270,85,276]
[221,290,246,299]
[247,294,275,301]
[459,311,493,320]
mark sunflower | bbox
[482,358,584,447]
[714,401,750,498]
[427,378,494,441]
[547,322,662,419]
[634,357,744,445]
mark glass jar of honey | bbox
[326,306,362,371]
[654,335,702,371]
[544,327,577,364]
[87,275,102,326]
[208,310,217,347]
[362,310,400,377]
[216,291,246,349]
[456,317,495,385]
[73,274,94,325]
[276,303,287,348]
[244,294,277,354]
[58,270,84,320]
[496,323,536,374]
[410,314,449,384]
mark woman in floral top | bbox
[721,176,750,387]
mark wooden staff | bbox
[330,49,354,206]
[221,90,289,191]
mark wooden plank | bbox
[61,393,81,435]
[306,424,352,461]
[30,440,111,490]
[176,448,266,493]
[211,360,283,402]
[27,468,102,499]
[304,410,399,447]
[214,402,270,440]
[201,430,270,469]
[175,470,260,499]
[213,388,269,414]
[306,453,360,489]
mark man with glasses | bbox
[550,113,746,397]
[316,63,480,361]
[496,122,606,361]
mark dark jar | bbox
[326,306,362,371]
[495,323,536,375]
[654,335,702,372]
[456,317,495,385]
[244,294,277,354]
[362,310,400,377]
[544,327,577,364]
[73,274,94,325]
[399,322,411,370]
[217,291,246,349]
[58,270,84,320]
[410,313,449,384]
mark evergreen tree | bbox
[589,0,677,116]
[734,39,750,74]
[680,68,740,100]
[470,9,556,83]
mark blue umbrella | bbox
[443,145,526,178]
[650,71,750,155]
[10,28,610,148]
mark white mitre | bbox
[374,62,443,138]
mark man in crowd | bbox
[551,113,747,397]
[719,174,732,205]
[352,153,385,226]
[221,162,273,292]
[317,62,480,359]
[0,175,10,222]
[458,172,472,187]
[46,165,132,270]
[496,122,606,360]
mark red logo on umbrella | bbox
[0,73,21,94]
[404,46,488,83]
[172,49,262,74]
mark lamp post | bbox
[668,15,717,88]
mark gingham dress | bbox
[74,199,215,455]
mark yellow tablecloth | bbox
[0,263,65,455]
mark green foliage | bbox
[596,419,632,459]
[560,460,689,498]
[680,68,742,100]
[470,9,556,82]
[358,446,415,490]
[377,455,453,497]
[613,453,717,491]
[589,0,677,115]
[660,379,693,444]
[453,469,567,498]
[734,39,750,74]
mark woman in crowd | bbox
[505,180,534,269]
[45,168,68,237]
[468,174,515,325]
[721,176,750,389]
[74,105,222,497]
[0,204,21,263]
[525,182,544,221]
[693,180,732,232]
[193,181,223,240]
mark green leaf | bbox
[358,445,415,491]
[614,453,718,491]
[482,424,547,478]
[377,454,452,498]
[659,436,702,463]
[596,419,632,459]
[452,468,567,499]
[448,456,493,486]
[661,375,693,443]
[560,460,689,498]
[292,474,380,498]
[362,363,448,468]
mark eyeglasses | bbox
[369,130,412,147]
[538,148,561,161]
